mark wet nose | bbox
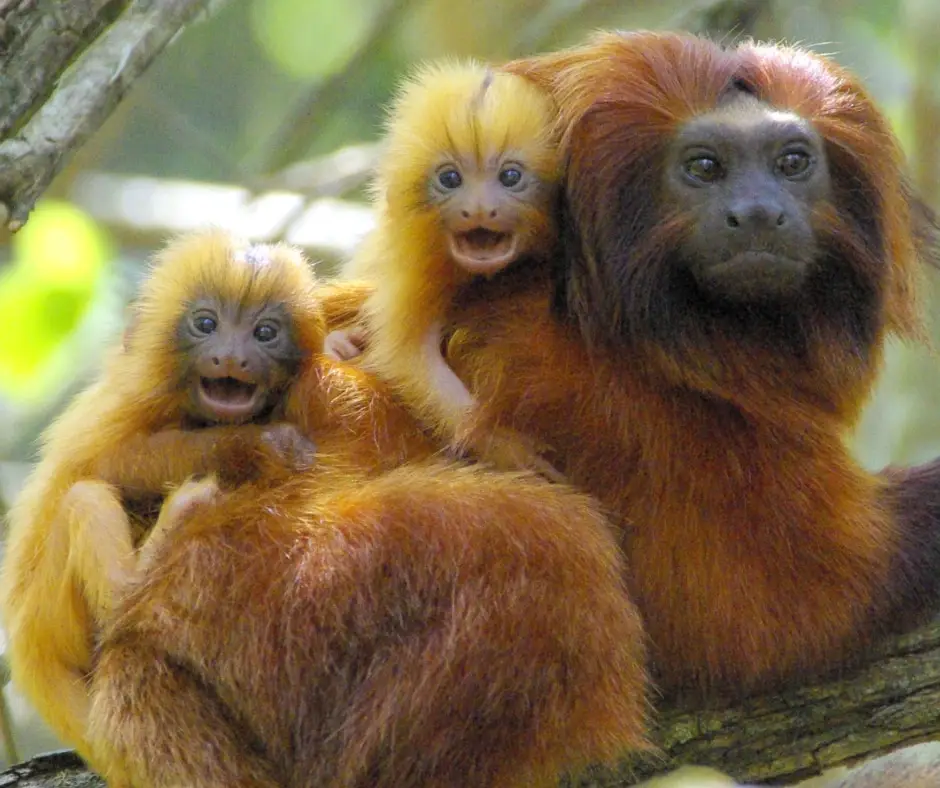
[725,198,787,232]
[460,207,498,220]
[210,354,249,374]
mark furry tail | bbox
[878,457,940,635]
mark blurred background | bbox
[0,0,938,781]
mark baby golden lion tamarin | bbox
[0,229,323,767]
[333,61,562,475]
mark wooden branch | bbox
[607,617,940,786]
[0,751,102,787]
[0,0,217,230]
[0,0,124,140]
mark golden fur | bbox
[0,230,322,764]
[345,62,561,472]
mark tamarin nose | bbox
[209,354,249,377]
[459,206,499,222]
[725,199,787,232]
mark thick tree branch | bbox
[610,618,940,786]
[0,0,125,140]
[0,0,215,230]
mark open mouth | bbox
[448,228,520,275]
[197,376,261,422]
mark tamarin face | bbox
[428,150,556,276]
[663,91,832,303]
[379,63,561,278]
[174,297,302,424]
[124,231,323,427]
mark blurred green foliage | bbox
[0,203,111,401]
[250,0,378,80]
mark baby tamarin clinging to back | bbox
[333,62,562,475]
[0,229,322,768]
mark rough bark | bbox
[0,0,216,230]
[586,617,940,786]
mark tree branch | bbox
[0,0,216,230]
[0,0,125,140]
[609,618,940,786]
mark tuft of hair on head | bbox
[375,60,561,213]
[124,229,326,378]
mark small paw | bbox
[261,423,318,471]
[323,327,368,361]
[139,476,221,571]
[161,475,220,527]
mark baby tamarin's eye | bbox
[193,314,217,335]
[437,168,462,190]
[498,166,523,188]
[254,322,279,343]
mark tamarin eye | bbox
[437,168,463,190]
[193,315,217,335]
[498,167,523,188]
[684,156,723,183]
[776,151,812,178]
[254,323,279,342]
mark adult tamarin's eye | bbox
[498,166,523,188]
[254,322,279,343]
[437,168,462,190]
[193,315,217,334]
[684,156,723,183]
[776,151,812,179]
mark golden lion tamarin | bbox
[0,230,323,767]
[84,296,648,788]
[439,30,940,699]
[331,61,562,476]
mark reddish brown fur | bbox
[443,32,940,698]
[83,30,940,787]
[298,31,940,702]
[88,347,649,788]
